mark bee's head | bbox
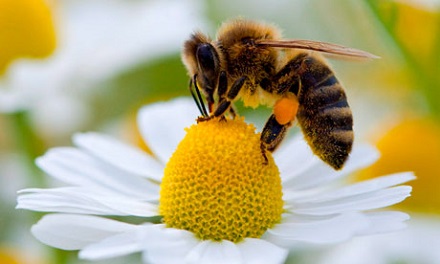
[182,32,223,99]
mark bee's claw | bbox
[197,115,213,123]
[196,115,229,124]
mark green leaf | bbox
[89,54,189,127]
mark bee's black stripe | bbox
[320,107,353,130]
[316,74,337,88]
[319,98,349,111]
[303,84,347,110]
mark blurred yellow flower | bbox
[358,117,440,214]
[376,0,439,61]
[368,0,440,116]
[0,248,23,264]
[0,0,56,74]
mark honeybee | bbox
[182,19,377,170]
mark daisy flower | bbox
[17,98,414,264]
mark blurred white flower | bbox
[0,0,207,135]
[317,214,440,264]
[17,98,413,264]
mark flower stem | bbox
[7,111,46,186]
[364,0,440,120]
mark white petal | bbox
[31,214,137,250]
[291,186,412,215]
[137,97,199,164]
[185,240,242,264]
[17,187,158,217]
[73,132,164,181]
[36,147,159,200]
[79,228,145,260]
[266,212,369,246]
[282,143,380,191]
[292,172,415,204]
[322,215,440,264]
[238,238,288,264]
[359,211,410,235]
[141,225,199,264]
[274,135,319,183]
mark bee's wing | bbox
[257,39,379,59]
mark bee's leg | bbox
[269,53,308,96]
[198,75,247,122]
[260,114,291,164]
[261,113,293,152]
[217,71,238,119]
[257,54,305,159]
[213,75,247,117]
[216,71,231,122]
[217,71,228,103]
[260,92,298,164]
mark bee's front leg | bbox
[200,74,248,122]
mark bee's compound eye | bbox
[196,43,218,71]
[196,43,221,91]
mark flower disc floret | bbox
[159,117,283,242]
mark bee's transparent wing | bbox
[257,39,379,59]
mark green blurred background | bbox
[1,0,439,263]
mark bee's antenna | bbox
[189,75,208,117]
[193,77,209,117]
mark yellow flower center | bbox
[0,0,56,74]
[159,118,283,242]
[358,118,440,214]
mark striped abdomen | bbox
[296,55,353,170]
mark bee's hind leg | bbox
[260,114,291,164]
